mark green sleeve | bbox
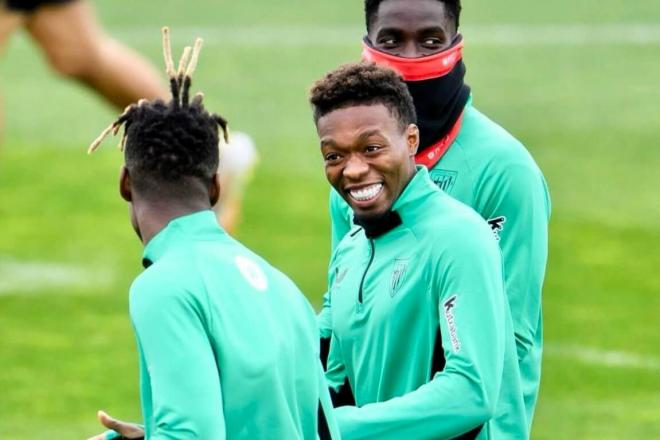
[475,163,550,360]
[322,256,349,391]
[318,360,343,440]
[330,188,352,252]
[318,290,332,339]
[318,250,340,339]
[333,222,505,440]
[130,274,226,440]
[325,332,350,394]
[318,292,332,339]
[324,189,352,339]
[320,189,348,341]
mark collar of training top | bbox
[392,165,438,212]
[352,166,438,239]
[142,209,219,268]
[353,210,402,239]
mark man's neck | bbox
[135,199,211,245]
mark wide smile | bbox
[347,183,384,204]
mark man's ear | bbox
[407,124,420,156]
[119,166,132,202]
[210,172,221,206]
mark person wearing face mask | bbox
[321,0,551,431]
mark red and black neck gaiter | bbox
[362,36,470,166]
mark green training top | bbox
[325,167,527,439]
[326,99,550,427]
[126,210,339,439]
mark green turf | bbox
[1,0,659,438]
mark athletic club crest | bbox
[390,259,408,297]
[429,169,458,193]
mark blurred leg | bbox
[214,133,259,235]
[0,6,25,144]
[216,194,242,235]
[0,6,23,51]
[25,0,167,109]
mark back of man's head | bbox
[89,29,228,202]
[121,94,222,199]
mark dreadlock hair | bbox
[364,0,461,33]
[88,27,229,198]
[309,62,416,132]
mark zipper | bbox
[358,239,375,304]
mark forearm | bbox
[334,369,495,440]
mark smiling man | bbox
[310,62,527,439]
[326,0,551,429]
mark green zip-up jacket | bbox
[324,167,527,439]
[126,210,339,439]
[325,99,550,427]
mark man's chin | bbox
[352,206,389,221]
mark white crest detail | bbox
[235,255,268,292]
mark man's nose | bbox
[343,155,369,180]
[400,41,421,58]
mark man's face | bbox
[368,0,455,58]
[317,103,418,219]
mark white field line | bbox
[545,343,660,370]
[110,23,660,46]
[0,258,111,294]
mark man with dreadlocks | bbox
[323,0,551,430]
[86,28,339,440]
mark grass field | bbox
[1,0,659,438]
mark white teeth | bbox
[349,184,383,202]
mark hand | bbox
[86,410,145,440]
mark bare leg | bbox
[215,192,242,235]
[0,6,23,52]
[213,133,259,235]
[25,0,167,109]
[0,6,25,144]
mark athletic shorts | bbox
[4,0,75,13]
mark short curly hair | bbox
[364,0,461,33]
[309,62,416,131]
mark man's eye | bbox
[422,38,443,47]
[365,145,382,153]
[379,38,398,47]
[325,153,340,162]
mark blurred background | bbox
[0,0,658,438]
